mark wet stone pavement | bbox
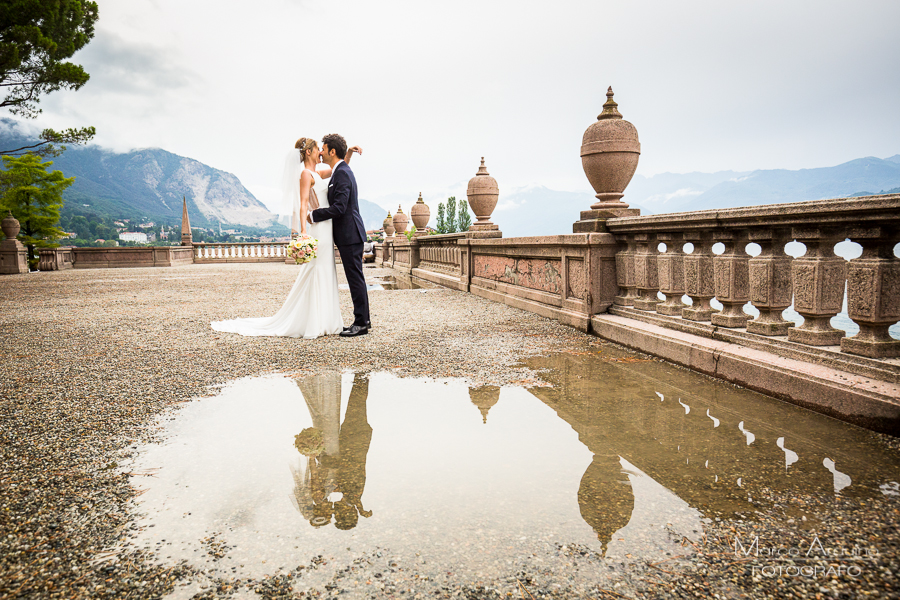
[1,263,899,600]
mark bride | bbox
[211,137,359,339]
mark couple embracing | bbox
[212,133,370,339]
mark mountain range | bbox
[0,119,388,231]
[2,119,897,238]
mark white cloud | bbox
[19,0,900,204]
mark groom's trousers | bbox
[337,242,370,327]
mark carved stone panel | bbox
[474,255,561,294]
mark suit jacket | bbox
[312,161,366,247]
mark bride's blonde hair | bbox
[295,137,318,162]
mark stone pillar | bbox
[466,158,502,239]
[747,229,793,336]
[632,233,660,311]
[682,232,717,322]
[788,228,846,346]
[841,226,900,358]
[575,87,641,233]
[711,230,751,328]
[0,211,28,275]
[656,232,688,315]
[613,234,638,306]
[180,197,193,246]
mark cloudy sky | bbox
[31,0,900,214]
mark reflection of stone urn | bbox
[580,87,641,211]
[469,386,501,424]
[383,212,395,237]
[2,211,20,240]
[410,193,430,233]
[392,205,408,236]
[466,158,499,232]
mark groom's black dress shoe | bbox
[340,325,368,337]
[343,321,371,332]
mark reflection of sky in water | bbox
[131,374,697,581]
[128,355,900,585]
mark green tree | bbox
[435,202,446,234]
[445,196,457,233]
[458,198,472,231]
[0,153,73,262]
[1,0,99,156]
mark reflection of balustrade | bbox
[192,242,289,263]
[605,196,900,358]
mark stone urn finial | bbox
[392,204,408,236]
[410,192,430,233]
[466,157,499,232]
[383,211,395,237]
[580,86,641,211]
[2,210,21,240]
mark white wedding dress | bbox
[211,169,344,339]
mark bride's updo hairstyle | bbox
[294,137,317,161]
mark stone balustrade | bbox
[38,247,75,271]
[192,242,289,263]
[604,194,900,359]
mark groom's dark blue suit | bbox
[312,161,370,327]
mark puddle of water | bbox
[125,353,900,588]
[337,276,431,292]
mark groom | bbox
[311,133,370,337]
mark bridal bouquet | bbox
[288,235,318,264]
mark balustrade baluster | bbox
[633,233,660,311]
[841,226,900,358]
[614,234,639,306]
[712,230,751,328]
[656,232,687,315]
[747,229,793,335]
[788,228,846,346]
[682,232,717,321]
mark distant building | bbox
[137,222,155,229]
[119,232,149,243]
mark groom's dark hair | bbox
[322,133,348,160]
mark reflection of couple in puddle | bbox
[291,372,372,530]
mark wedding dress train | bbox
[210,170,344,339]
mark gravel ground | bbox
[1,263,898,600]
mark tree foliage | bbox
[435,202,446,234]
[445,196,457,233]
[457,199,472,231]
[1,0,99,155]
[0,153,73,260]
